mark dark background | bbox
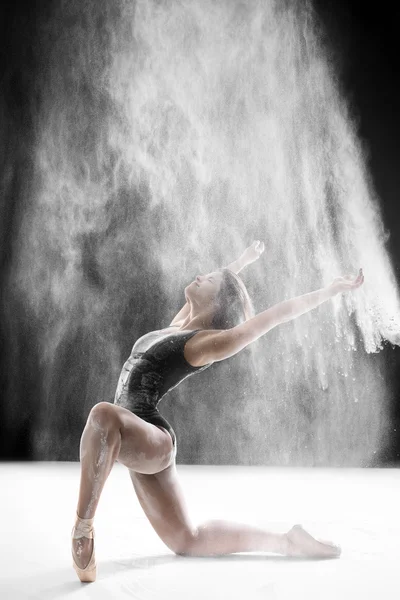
[1,0,399,462]
[313,0,400,463]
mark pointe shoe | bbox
[71,512,97,582]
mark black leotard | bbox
[113,328,212,446]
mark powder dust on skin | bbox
[7,0,400,465]
[85,421,111,517]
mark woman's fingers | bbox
[334,268,364,292]
[352,270,364,287]
[344,269,363,284]
[355,269,363,283]
[252,240,265,255]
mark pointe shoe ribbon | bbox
[72,514,95,539]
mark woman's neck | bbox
[177,302,214,331]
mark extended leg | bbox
[130,463,341,558]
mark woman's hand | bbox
[330,268,364,295]
[227,240,265,274]
[242,240,265,266]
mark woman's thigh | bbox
[129,462,196,555]
[107,403,175,474]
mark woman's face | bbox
[185,270,224,307]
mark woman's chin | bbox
[185,282,196,294]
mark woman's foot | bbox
[71,513,96,581]
[285,524,341,558]
[72,535,94,570]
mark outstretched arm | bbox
[226,241,265,274]
[186,269,364,364]
[169,241,265,326]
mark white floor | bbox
[1,463,399,599]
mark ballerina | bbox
[71,240,364,581]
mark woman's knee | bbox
[88,402,121,432]
[169,527,199,556]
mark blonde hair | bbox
[211,268,255,330]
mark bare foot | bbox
[72,535,94,570]
[285,524,341,558]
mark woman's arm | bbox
[185,270,364,365]
[226,241,265,274]
[169,241,265,326]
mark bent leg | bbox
[76,404,121,521]
[73,402,175,570]
[76,402,175,518]
[73,402,122,571]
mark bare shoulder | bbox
[183,329,225,367]
[184,324,257,367]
